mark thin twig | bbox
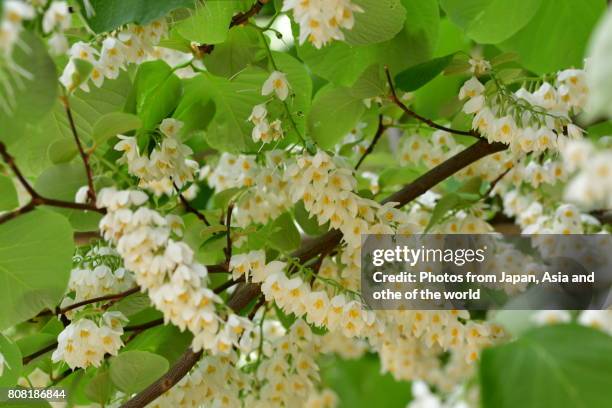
[195,0,266,57]
[485,166,513,197]
[22,342,58,365]
[224,202,234,265]
[61,92,96,203]
[248,296,266,320]
[213,277,245,294]
[174,182,210,226]
[355,114,386,170]
[57,287,140,315]
[384,66,478,137]
[0,141,104,225]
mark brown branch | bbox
[384,66,478,137]
[120,347,203,408]
[0,141,105,225]
[195,0,267,56]
[174,182,210,226]
[22,342,58,365]
[58,287,140,315]
[124,318,165,332]
[119,111,506,408]
[213,276,245,294]
[61,92,96,204]
[226,138,508,313]
[355,114,386,170]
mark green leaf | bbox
[123,325,192,364]
[109,292,151,317]
[345,0,407,45]
[320,353,411,408]
[81,0,196,33]
[0,210,74,330]
[586,9,612,119]
[268,212,301,252]
[0,334,22,387]
[204,26,266,77]
[296,27,421,87]
[68,59,95,92]
[133,61,182,130]
[109,350,169,394]
[92,112,142,146]
[412,19,471,119]
[294,201,329,236]
[440,0,542,43]
[394,53,456,92]
[378,167,420,188]
[34,163,102,231]
[37,72,132,169]
[176,0,243,45]
[499,0,606,73]
[401,0,440,62]
[193,68,267,153]
[273,52,313,137]
[481,324,612,408]
[16,333,56,359]
[0,31,57,140]
[307,85,365,149]
[0,175,18,211]
[85,369,114,405]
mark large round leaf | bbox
[480,324,612,408]
[586,8,612,119]
[109,350,169,394]
[0,210,74,330]
[499,0,606,73]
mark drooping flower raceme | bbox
[51,311,128,369]
[96,187,253,354]
[282,0,363,48]
[115,118,198,196]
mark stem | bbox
[224,203,234,265]
[355,114,386,170]
[61,91,96,204]
[174,182,210,226]
[0,142,105,225]
[58,286,140,315]
[384,66,479,137]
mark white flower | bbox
[160,118,183,138]
[42,1,70,33]
[0,352,6,377]
[48,33,69,55]
[248,104,268,124]
[531,310,571,326]
[262,71,290,101]
[75,186,89,204]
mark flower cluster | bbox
[96,187,252,354]
[42,1,71,55]
[249,320,325,407]
[205,151,293,227]
[64,245,135,303]
[248,71,292,144]
[230,250,378,338]
[398,130,515,185]
[51,311,127,369]
[0,0,35,57]
[282,0,363,48]
[459,66,588,153]
[561,139,612,209]
[151,352,249,408]
[60,19,168,92]
[115,118,198,196]
[533,310,612,336]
